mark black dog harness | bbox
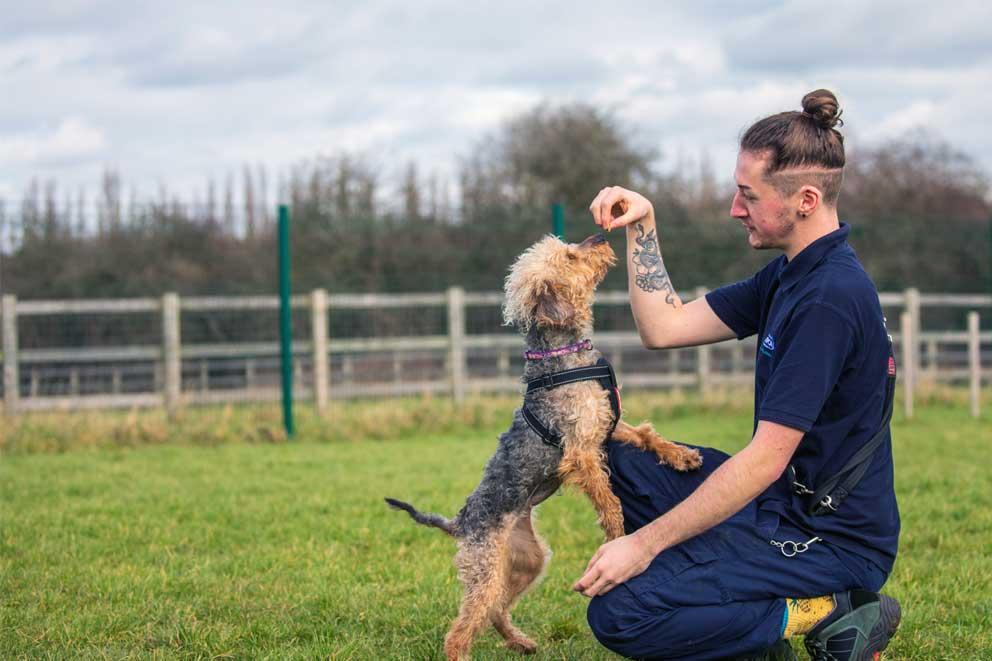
[522,357,622,450]
[789,351,897,516]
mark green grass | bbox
[1,395,990,659]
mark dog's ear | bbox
[533,287,574,328]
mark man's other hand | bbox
[589,186,653,232]
[573,531,655,598]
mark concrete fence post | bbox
[162,292,181,417]
[311,289,329,414]
[968,311,981,419]
[695,287,711,394]
[447,286,466,405]
[2,295,18,414]
[900,311,914,419]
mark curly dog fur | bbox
[386,233,701,660]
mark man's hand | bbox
[572,531,656,598]
[589,186,654,232]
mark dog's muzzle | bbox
[579,233,607,247]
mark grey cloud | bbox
[721,0,992,72]
[69,18,331,88]
[0,0,990,203]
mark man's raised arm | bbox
[589,186,735,349]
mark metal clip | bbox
[818,495,838,512]
[770,536,822,558]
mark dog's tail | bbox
[384,497,456,536]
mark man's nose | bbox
[730,192,747,219]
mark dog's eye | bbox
[566,251,577,260]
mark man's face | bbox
[730,150,795,251]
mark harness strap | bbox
[526,363,615,393]
[522,358,621,449]
[522,406,563,449]
[791,351,897,516]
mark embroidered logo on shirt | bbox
[760,333,776,357]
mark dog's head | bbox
[502,233,617,333]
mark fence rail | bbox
[1,288,988,417]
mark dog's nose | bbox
[579,233,607,247]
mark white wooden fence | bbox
[1,288,988,418]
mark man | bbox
[574,90,901,660]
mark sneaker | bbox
[804,590,902,661]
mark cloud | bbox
[0,117,107,168]
[721,0,991,72]
[0,0,988,206]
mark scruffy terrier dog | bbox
[386,233,701,660]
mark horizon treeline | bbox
[1,103,990,300]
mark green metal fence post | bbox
[552,203,565,239]
[278,204,295,438]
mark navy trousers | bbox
[586,441,888,661]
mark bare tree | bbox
[43,180,58,239]
[206,177,217,228]
[99,169,122,233]
[256,164,269,229]
[126,185,139,227]
[21,179,40,242]
[427,170,450,222]
[243,165,256,238]
[223,173,235,235]
[402,161,421,221]
[75,186,87,237]
[335,156,351,218]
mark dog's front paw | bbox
[670,446,703,472]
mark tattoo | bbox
[632,223,677,306]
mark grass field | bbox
[1,391,990,659]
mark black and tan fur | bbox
[386,233,701,660]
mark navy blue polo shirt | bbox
[706,223,899,572]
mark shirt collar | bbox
[778,222,850,289]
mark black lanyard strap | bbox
[790,352,897,516]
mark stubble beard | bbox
[749,208,795,251]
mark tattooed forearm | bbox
[632,223,677,306]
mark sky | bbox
[1,0,990,214]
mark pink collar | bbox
[524,339,593,361]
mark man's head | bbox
[731,89,845,253]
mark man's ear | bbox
[534,287,574,327]
[797,185,821,217]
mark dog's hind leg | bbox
[559,446,625,540]
[490,512,549,655]
[611,420,702,471]
[444,517,515,661]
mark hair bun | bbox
[801,89,843,129]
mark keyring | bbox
[769,536,821,558]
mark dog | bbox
[386,233,702,660]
